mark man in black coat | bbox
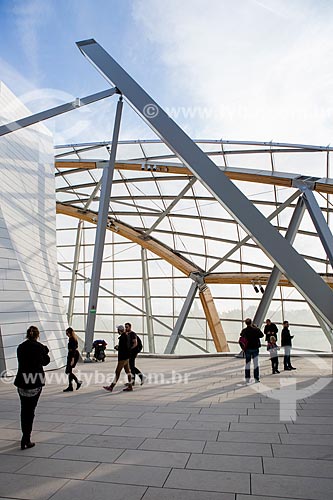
[264,319,278,342]
[14,326,50,449]
[281,320,296,370]
[240,318,264,383]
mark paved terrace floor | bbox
[0,354,332,500]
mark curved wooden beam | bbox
[56,203,200,276]
[55,160,333,194]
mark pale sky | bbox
[1,0,333,146]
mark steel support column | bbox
[253,196,306,328]
[303,188,333,268]
[67,220,83,325]
[164,281,198,354]
[77,39,333,329]
[84,97,123,358]
[141,248,155,353]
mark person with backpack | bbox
[125,322,145,385]
[239,318,264,383]
[103,325,133,392]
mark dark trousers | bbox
[245,349,259,381]
[270,356,279,373]
[68,373,78,386]
[284,346,292,369]
[129,352,142,382]
[19,389,41,440]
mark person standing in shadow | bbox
[281,320,296,371]
[240,318,264,383]
[14,325,50,450]
[63,327,82,392]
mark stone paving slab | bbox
[279,433,333,446]
[16,457,98,479]
[0,472,68,500]
[0,454,35,473]
[116,448,189,468]
[252,473,333,500]
[217,431,280,443]
[158,428,218,441]
[142,487,234,500]
[139,437,205,453]
[51,444,124,463]
[103,425,161,438]
[86,462,170,487]
[174,420,229,431]
[204,441,273,457]
[263,457,333,477]
[80,433,144,449]
[272,444,333,459]
[164,468,250,494]
[187,452,262,473]
[49,479,146,500]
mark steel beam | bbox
[141,248,155,352]
[84,97,123,358]
[164,281,198,354]
[145,177,196,235]
[303,189,333,268]
[67,220,83,325]
[208,192,301,273]
[77,39,333,328]
[253,196,306,328]
[0,88,117,137]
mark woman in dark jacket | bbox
[281,320,296,371]
[14,325,50,450]
[63,327,82,392]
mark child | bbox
[267,335,280,374]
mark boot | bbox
[76,380,83,390]
[21,436,35,450]
[103,384,115,392]
[63,385,73,392]
[123,384,133,392]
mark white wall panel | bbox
[0,82,68,374]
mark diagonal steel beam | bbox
[0,88,117,137]
[253,196,306,328]
[302,188,333,268]
[207,191,301,273]
[76,39,333,328]
[144,177,196,236]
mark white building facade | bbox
[0,82,67,374]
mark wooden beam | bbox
[56,203,200,276]
[199,287,229,352]
[205,272,333,288]
[55,160,333,194]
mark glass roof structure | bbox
[55,138,333,355]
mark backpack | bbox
[238,335,248,351]
[136,335,143,353]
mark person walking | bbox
[281,320,296,370]
[14,326,50,450]
[264,319,278,343]
[103,325,133,393]
[267,335,280,374]
[125,322,145,385]
[240,318,264,383]
[63,327,82,392]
